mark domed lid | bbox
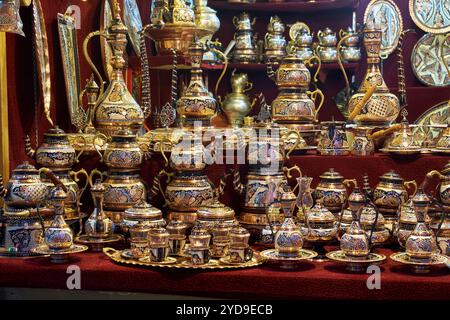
[340,209,353,224]
[166,220,189,235]
[48,185,68,201]
[91,180,107,194]
[320,27,334,35]
[12,161,40,175]
[44,126,67,138]
[379,170,404,183]
[124,200,163,221]
[307,201,335,223]
[197,200,235,220]
[319,168,344,180]
[111,129,135,139]
[230,225,250,237]
[442,161,450,175]
[411,189,430,206]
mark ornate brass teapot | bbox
[233,12,255,32]
[346,28,400,126]
[288,28,315,61]
[314,168,356,213]
[316,27,338,63]
[220,72,257,127]
[0,162,48,211]
[95,130,148,172]
[427,161,450,209]
[373,171,417,217]
[25,127,80,171]
[338,27,361,62]
[194,0,220,44]
[271,89,324,124]
[232,12,258,63]
[264,15,286,62]
[196,200,236,232]
[84,0,145,136]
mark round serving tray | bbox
[409,0,450,34]
[326,250,386,272]
[411,33,450,87]
[103,247,265,270]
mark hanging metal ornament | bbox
[364,0,403,59]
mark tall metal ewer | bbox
[346,28,399,126]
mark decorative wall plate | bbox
[409,0,450,34]
[32,0,53,126]
[123,0,143,57]
[411,33,450,86]
[57,12,84,131]
[289,21,310,41]
[412,100,449,140]
[100,0,113,80]
[364,0,403,58]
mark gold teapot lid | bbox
[197,200,235,221]
[124,200,163,221]
[44,126,67,138]
[319,168,344,181]
[388,110,418,149]
[48,185,68,201]
[379,170,404,183]
[307,201,335,223]
[12,161,40,176]
[111,129,135,139]
[166,220,189,235]
[230,225,250,237]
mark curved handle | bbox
[83,30,106,102]
[88,168,107,187]
[69,169,89,207]
[139,142,151,160]
[243,81,253,93]
[306,88,325,120]
[336,33,353,103]
[282,130,301,160]
[404,180,418,198]
[283,165,302,194]
[93,133,108,161]
[212,48,229,99]
[24,135,36,159]
[317,30,324,38]
[152,169,173,207]
[74,135,88,163]
[233,16,239,27]
[266,59,276,81]
[305,55,321,83]
[159,138,175,167]
[343,179,357,193]
[339,29,346,39]
[103,247,118,258]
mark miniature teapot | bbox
[233,12,255,31]
[85,180,114,239]
[44,186,73,250]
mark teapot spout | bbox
[426,170,445,181]
[24,135,36,159]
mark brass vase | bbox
[44,187,73,250]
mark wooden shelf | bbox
[148,55,359,74]
[209,0,360,13]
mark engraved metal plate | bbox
[288,21,310,41]
[124,0,143,57]
[411,33,450,86]
[409,0,450,34]
[57,13,83,131]
[364,0,403,58]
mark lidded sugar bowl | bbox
[44,186,73,250]
[304,200,337,242]
[189,225,212,249]
[0,162,48,210]
[196,200,236,232]
[360,206,390,246]
[229,225,251,246]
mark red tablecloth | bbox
[0,248,448,300]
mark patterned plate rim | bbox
[390,252,448,266]
[33,244,89,255]
[260,249,318,261]
[326,250,387,264]
[409,0,450,34]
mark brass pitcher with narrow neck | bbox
[83,0,146,137]
[346,28,400,126]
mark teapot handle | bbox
[283,165,302,194]
[69,169,89,222]
[232,16,239,28]
[88,169,107,188]
[336,33,352,105]
[404,180,418,198]
[93,133,108,162]
[338,28,346,39]
[282,130,301,160]
[305,55,321,83]
[82,30,107,102]
[139,142,151,160]
[343,179,357,193]
[243,81,253,93]
[306,88,324,120]
[74,135,88,163]
[159,138,175,167]
[149,169,174,207]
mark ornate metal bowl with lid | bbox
[196,200,236,232]
[122,199,166,233]
[304,201,337,242]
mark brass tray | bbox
[379,147,422,156]
[411,33,450,87]
[123,0,143,57]
[409,0,450,34]
[413,100,449,141]
[364,0,403,58]
[326,250,386,272]
[103,247,265,270]
[32,0,53,126]
[288,21,310,41]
